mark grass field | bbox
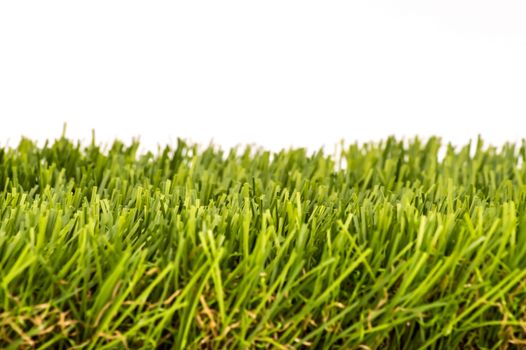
[1,134,526,349]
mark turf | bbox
[1,134,526,349]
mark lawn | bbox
[1,134,526,349]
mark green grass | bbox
[1,133,526,349]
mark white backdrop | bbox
[1,1,525,152]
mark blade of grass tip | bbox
[247,252,304,344]
[337,218,375,279]
[138,261,213,345]
[2,245,37,302]
[392,251,429,303]
[175,253,216,349]
[291,248,372,324]
[110,262,176,333]
[91,251,149,337]
[86,251,131,349]
[198,229,226,328]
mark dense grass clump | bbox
[1,135,526,349]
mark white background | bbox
[1,1,525,152]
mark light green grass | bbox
[1,134,526,349]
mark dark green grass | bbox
[1,134,526,349]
